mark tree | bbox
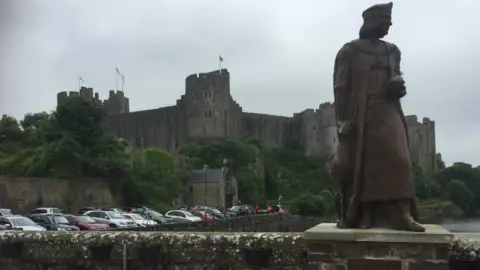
[0,96,129,179]
[443,179,475,215]
[290,192,326,216]
[127,148,183,211]
[436,162,480,211]
[0,115,23,155]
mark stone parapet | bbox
[0,231,305,269]
[109,214,328,233]
[305,223,453,270]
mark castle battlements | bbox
[57,87,102,107]
[57,69,438,173]
[57,87,129,115]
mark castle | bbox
[57,69,440,173]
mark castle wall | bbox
[57,69,438,174]
[242,113,293,148]
[103,106,179,152]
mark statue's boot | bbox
[394,200,425,232]
[358,203,372,229]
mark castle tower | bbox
[56,87,102,107]
[295,102,338,158]
[103,90,130,115]
[184,69,242,141]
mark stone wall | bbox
[0,231,306,269]
[111,214,326,233]
[0,230,477,269]
[0,175,121,214]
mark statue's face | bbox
[377,15,392,36]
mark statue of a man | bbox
[331,2,425,232]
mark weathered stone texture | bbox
[0,175,121,214]
[0,231,305,269]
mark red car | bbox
[190,209,214,221]
[64,215,109,230]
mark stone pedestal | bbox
[305,223,453,270]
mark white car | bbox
[165,210,202,222]
[0,215,46,231]
[122,213,157,227]
[30,207,64,216]
[84,210,136,228]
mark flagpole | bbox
[78,76,81,90]
[219,55,222,75]
[115,69,118,91]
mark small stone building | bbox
[185,168,238,208]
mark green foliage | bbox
[413,164,441,199]
[262,140,333,202]
[290,192,326,216]
[180,138,264,204]
[443,179,475,215]
[180,137,334,208]
[433,162,480,215]
[0,96,129,179]
[124,148,183,211]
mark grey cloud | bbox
[1,0,478,166]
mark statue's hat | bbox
[362,2,393,21]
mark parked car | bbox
[122,213,157,227]
[63,214,109,230]
[190,209,214,221]
[29,207,64,216]
[84,210,136,228]
[100,207,126,213]
[0,208,13,216]
[78,207,96,215]
[227,205,254,217]
[131,209,173,224]
[0,215,46,231]
[192,206,225,219]
[29,214,79,231]
[165,210,202,222]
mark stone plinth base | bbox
[304,223,453,270]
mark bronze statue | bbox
[331,2,425,232]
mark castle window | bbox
[204,111,208,117]
[189,186,193,193]
[208,91,212,99]
[313,126,316,130]
[204,91,208,99]
[208,110,212,117]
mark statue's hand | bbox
[388,75,407,99]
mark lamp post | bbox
[277,172,283,207]
[203,164,208,208]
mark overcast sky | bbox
[0,0,478,166]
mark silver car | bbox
[0,215,46,231]
[84,210,136,228]
[122,213,157,227]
